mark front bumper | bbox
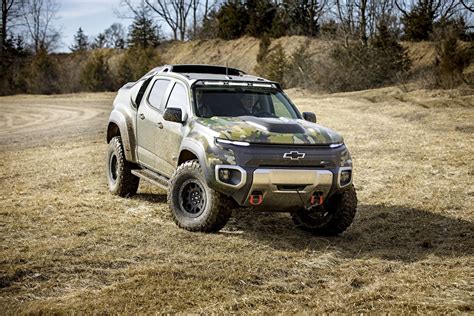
[215,165,352,211]
[203,142,353,211]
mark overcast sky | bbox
[56,0,125,52]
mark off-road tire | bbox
[168,160,232,232]
[106,136,139,197]
[291,185,357,236]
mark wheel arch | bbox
[178,149,199,166]
[107,122,121,143]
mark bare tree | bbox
[394,0,466,40]
[120,0,220,40]
[460,0,473,12]
[145,0,193,40]
[1,0,23,54]
[119,0,150,19]
[21,0,60,52]
[395,0,464,21]
[104,23,127,48]
[333,0,398,45]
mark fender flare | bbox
[179,138,215,186]
[107,110,137,162]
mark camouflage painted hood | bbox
[196,116,343,145]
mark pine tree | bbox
[255,43,290,88]
[70,27,89,52]
[128,14,160,49]
[216,2,249,40]
[371,20,411,76]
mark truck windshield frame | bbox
[192,85,302,119]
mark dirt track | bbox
[0,93,112,149]
[0,89,473,313]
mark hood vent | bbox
[241,116,305,134]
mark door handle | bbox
[138,113,145,120]
[157,122,163,129]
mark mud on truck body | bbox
[106,64,357,234]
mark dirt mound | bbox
[158,36,473,76]
[159,36,331,74]
[327,85,474,108]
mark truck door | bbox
[136,78,171,170]
[156,81,189,177]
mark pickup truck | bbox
[106,64,357,234]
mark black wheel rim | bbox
[179,179,206,217]
[109,153,118,183]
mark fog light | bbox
[219,169,231,182]
[215,165,246,188]
[340,170,351,186]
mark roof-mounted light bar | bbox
[196,80,276,88]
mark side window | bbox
[147,79,170,111]
[271,94,293,118]
[165,83,187,110]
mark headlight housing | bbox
[215,165,246,188]
[338,167,352,187]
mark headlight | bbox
[215,138,250,147]
[329,142,344,148]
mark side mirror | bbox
[303,112,317,123]
[163,107,186,124]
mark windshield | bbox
[193,86,301,119]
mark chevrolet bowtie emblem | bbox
[283,151,305,160]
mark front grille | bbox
[234,143,342,169]
[259,164,326,169]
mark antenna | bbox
[225,59,232,79]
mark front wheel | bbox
[168,160,232,232]
[291,185,357,236]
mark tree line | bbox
[1,0,473,95]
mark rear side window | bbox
[165,83,187,110]
[147,79,171,111]
[135,77,153,107]
[129,77,152,109]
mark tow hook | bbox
[310,193,324,206]
[249,191,263,206]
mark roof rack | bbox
[167,64,246,76]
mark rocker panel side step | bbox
[132,169,169,191]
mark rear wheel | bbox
[106,136,139,197]
[168,160,232,232]
[291,185,357,236]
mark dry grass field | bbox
[0,88,473,313]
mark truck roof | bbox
[144,64,277,87]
